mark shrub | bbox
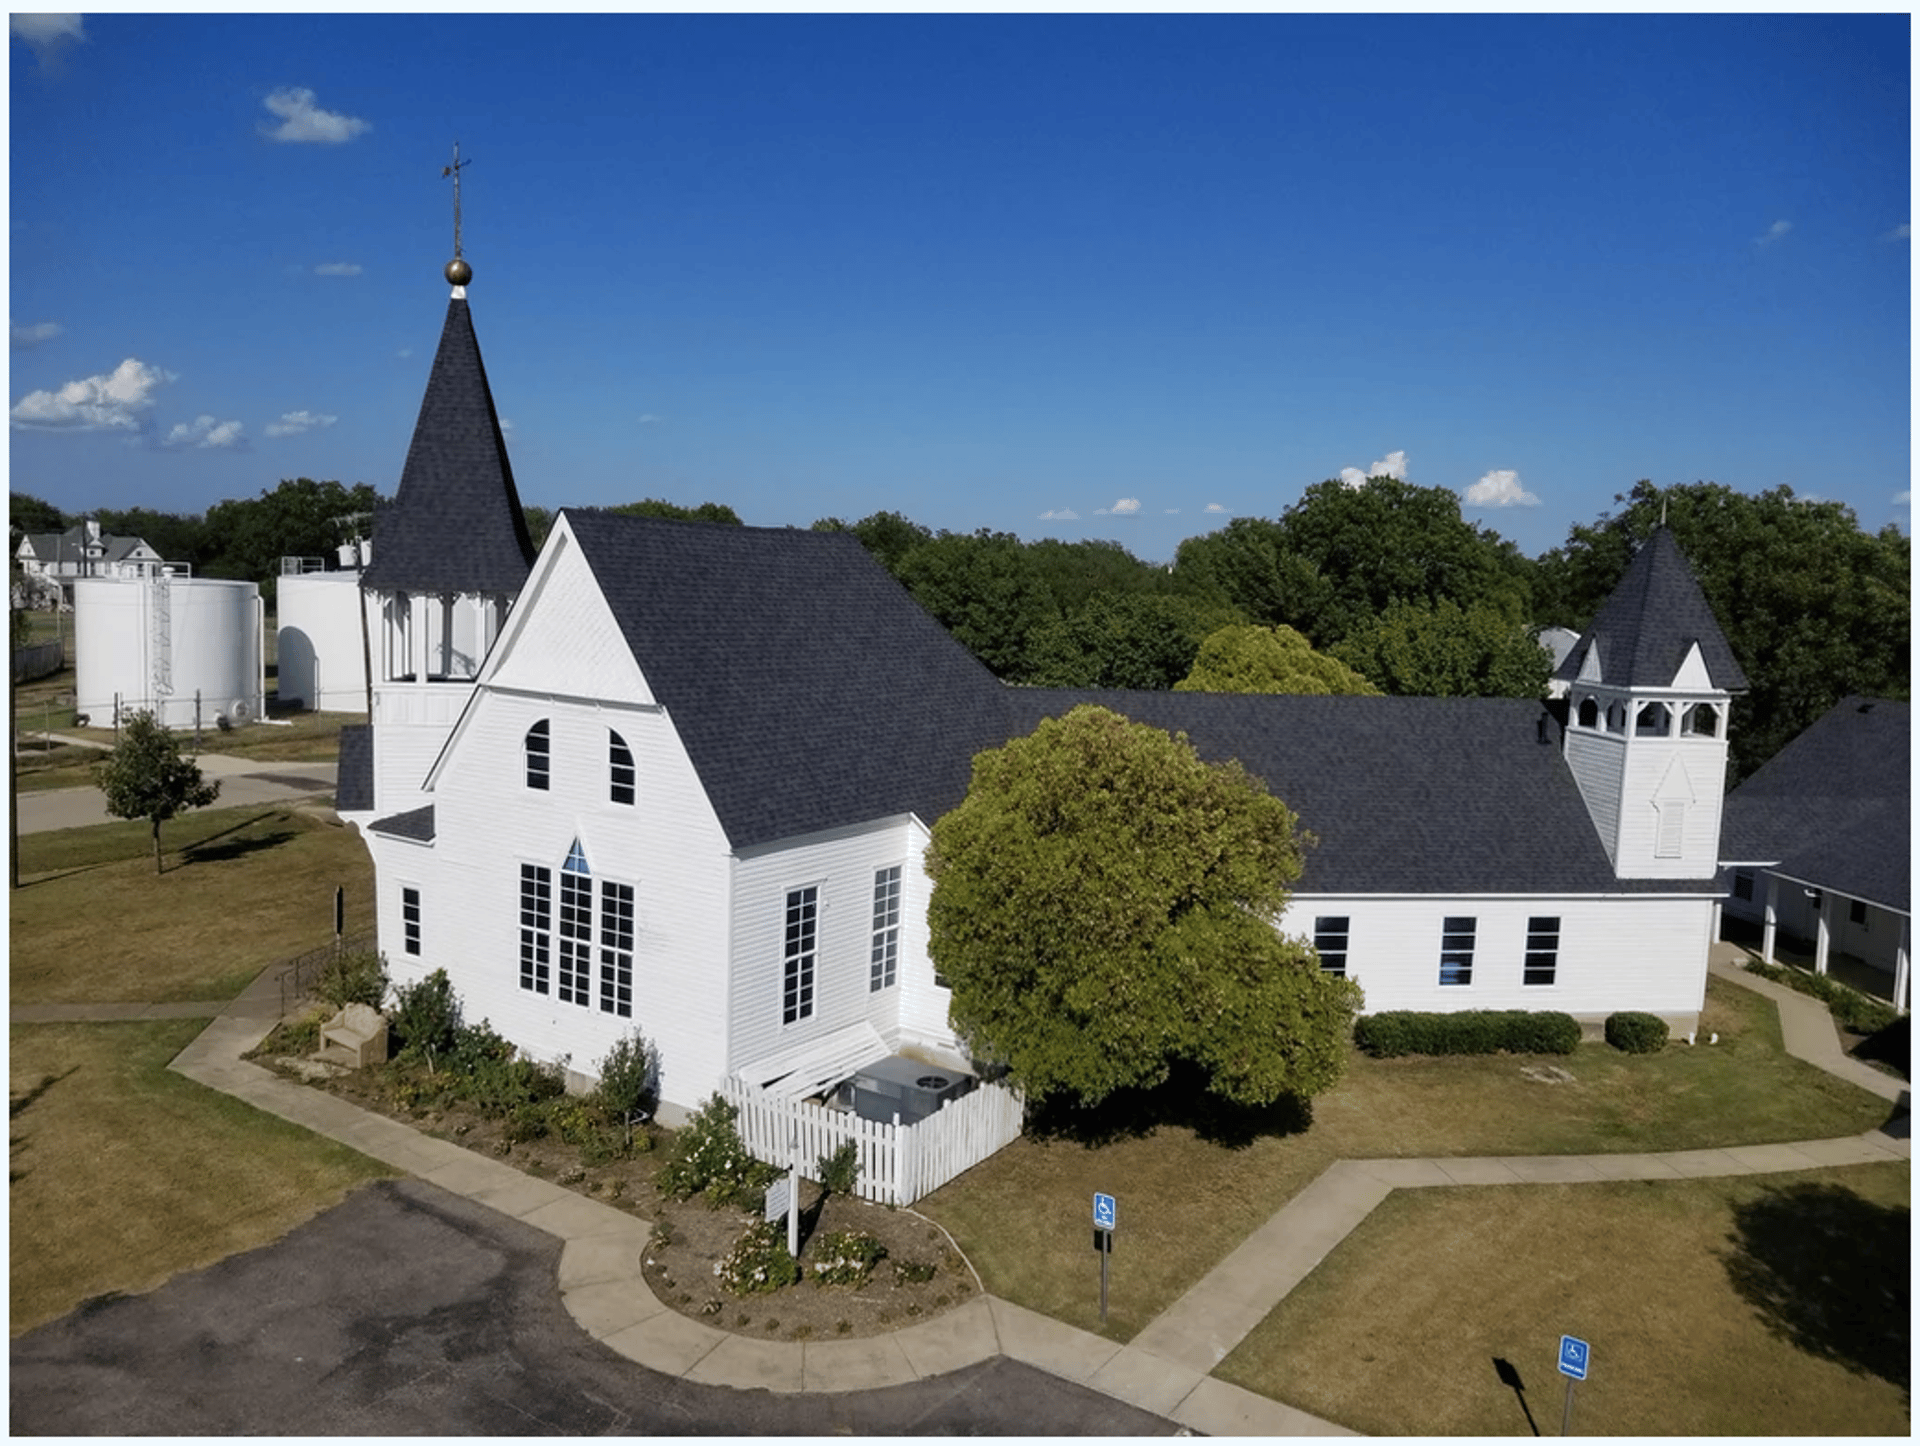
[892,1258,938,1286]
[816,1140,860,1198]
[714,1220,801,1295]
[1604,1011,1669,1054]
[593,1030,659,1147]
[810,1230,886,1287]
[390,968,459,1063]
[658,1094,780,1209]
[1354,1009,1582,1058]
[1745,961,1900,1036]
[313,949,389,1011]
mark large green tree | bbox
[95,711,220,874]
[1023,591,1216,691]
[926,705,1363,1107]
[1333,598,1552,699]
[895,529,1057,679]
[201,478,382,601]
[1177,623,1381,696]
[9,491,67,542]
[608,498,743,525]
[1535,480,1910,780]
[1170,516,1335,639]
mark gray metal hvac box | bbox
[844,1054,976,1126]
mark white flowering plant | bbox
[658,1094,780,1209]
[810,1230,887,1288]
[714,1220,801,1296]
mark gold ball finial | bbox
[445,257,472,287]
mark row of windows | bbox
[517,841,635,1017]
[525,721,636,805]
[1730,872,1872,929]
[785,866,908,1025]
[1312,915,1564,988]
[1571,697,1719,739]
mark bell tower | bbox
[1556,528,1747,880]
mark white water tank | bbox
[276,571,369,711]
[75,574,264,730]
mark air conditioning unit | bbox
[847,1054,976,1127]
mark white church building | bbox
[339,261,1749,1191]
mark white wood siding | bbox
[895,820,961,1053]
[1284,893,1714,1021]
[1562,728,1625,864]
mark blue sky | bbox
[9,11,1910,563]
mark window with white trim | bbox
[784,886,818,1024]
[609,729,635,806]
[869,866,902,991]
[519,864,551,994]
[558,840,592,1007]
[1523,916,1560,986]
[1576,697,1599,729]
[1313,916,1350,977]
[1439,916,1476,987]
[402,886,421,957]
[600,880,634,1017]
[526,719,551,791]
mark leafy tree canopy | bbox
[9,491,68,542]
[89,506,211,571]
[895,529,1057,679]
[1333,598,1553,699]
[95,710,220,873]
[608,498,743,525]
[1023,591,1218,691]
[815,510,935,576]
[523,505,555,553]
[1533,480,1910,780]
[1177,623,1381,696]
[926,704,1364,1108]
[1170,517,1335,638]
[201,478,382,601]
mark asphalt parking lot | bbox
[10,1179,1183,1436]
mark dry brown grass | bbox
[9,1020,394,1336]
[918,979,1891,1341]
[11,805,375,1004]
[1216,1163,1910,1435]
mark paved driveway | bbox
[9,1180,1180,1436]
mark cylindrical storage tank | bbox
[276,571,369,712]
[75,575,264,731]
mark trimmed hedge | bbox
[1604,1010,1669,1053]
[1744,960,1900,1035]
[1354,1009,1582,1058]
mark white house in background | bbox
[339,260,1752,1196]
[1720,697,1910,1012]
[15,521,165,606]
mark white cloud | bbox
[162,415,246,450]
[260,87,370,145]
[1895,490,1911,506]
[10,319,63,350]
[1463,468,1540,508]
[10,357,174,431]
[264,409,338,438]
[1203,502,1230,514]
[1038,508,1080,521]
[499,418,514,434]
[396,347,413,359]
[1339,449,1409,488]
[1094,498,1142,516]
[638,413,663,424]
[10,14,84,63]
[314,261,362,277]
[1756,219,1792,246]
[1885,223,1910,242]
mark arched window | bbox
[526,720,551,790]
[1576,696,1599,729]
[1682,703,1718,738]
[609,730,635,805]
[1635,702,1671,738]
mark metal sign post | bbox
[1093,1192,1116,1322]
[1557,1334,1590,1435]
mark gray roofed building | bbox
[1554,527,1749,692]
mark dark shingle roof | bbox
[1553,528,1748,691]
[1721,697,1909,912]
[336,724,373,812]
[370,804,437,842]
[361,297,535,596]
[565,512,1707,895]
[19,527,153,565]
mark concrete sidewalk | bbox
[15,755,338,835]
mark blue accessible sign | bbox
[1558,1334,1591,1381]
[1093,1192,1116,1230]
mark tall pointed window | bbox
[609,730,635,805]
[558,840,592,1007]
[526,720,551,791]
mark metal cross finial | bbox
[441,143,472,260]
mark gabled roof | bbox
[1721,697,1909,913]
[563,512,1709,894]
[1553,528,1748,692]
[361,296,534,596]
[370,804,437,843]
[17,527,154,565]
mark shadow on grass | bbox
[1024,1060,1314,1150]
[1723,1180,1910,1392]
[1851,1016,1910,1080]
[10,1067,79,1184]
[180,829,297,866]
[1492,1357,1541,1436]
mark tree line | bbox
[12,475,1907,781]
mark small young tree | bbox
[593,1029,660,1151]
[94,710,219,873]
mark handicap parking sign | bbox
[1558,1334,1590,1381]
[1093,1192,1116,1230]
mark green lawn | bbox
[917,978,1891,1341]
[1216,1163,1909,1435]
[9,1020,394,1336]
[12,804,375,1004]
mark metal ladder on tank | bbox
[149,564,174,715]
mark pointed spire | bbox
[1553,528,1747,691]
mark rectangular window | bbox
[870,866,902,991]
[1733,870,1753,902]
[784,886,818,1024]
[1439,916,1477,987]
[599,880,634,1018]
[519,865,551,994]
[558,870,593,1007]
[1524,915,1560,987]
[402,886,421,956]
[1849,898,1868,929]
[1313,916,1350,977]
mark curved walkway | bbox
[16,947,1908,1437]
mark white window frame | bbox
[519,862,552,995]
[783,884,820,1025]
[599,878,635,1018]
[401,884,422,957]
[1439,916,1476,987]
[1313,916,1350,977]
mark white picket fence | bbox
[719,1077,1025,1206]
